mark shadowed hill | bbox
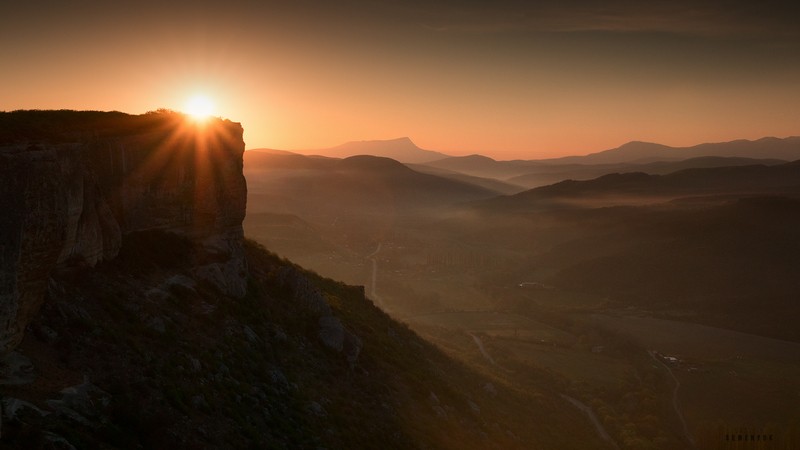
[546,197,800,341]
[544,136,800,165]
[506,156,787,188]
[1,237,607,448]
[451,160,800,341]
[313,137,451,163]
[244,151,501,216]
[338,154,417,173]
[479,160,800,211]
[243,149,335,170]
[424,138,798,188]
[633,156,787,174]
[425,154,543,179]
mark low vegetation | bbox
[1,236,605,449]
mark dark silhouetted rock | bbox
[0,110,248,354]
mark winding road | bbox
[468,333,497,366]
[648,350,694,448]
[561,395,620,449]
[468,332,618,448]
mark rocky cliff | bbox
[0,111,606,449]
[0,110,247,354]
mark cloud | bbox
[388,0,800,40]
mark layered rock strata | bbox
[0,111,247,353]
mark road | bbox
[468,333,497,366]
[648,350,694,448]
[560,395,620,450]
[468,332,618,448]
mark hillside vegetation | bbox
[0,234,604,449]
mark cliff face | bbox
[0,111,247,353]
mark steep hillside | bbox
[0,237,606,449]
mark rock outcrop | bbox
[274,265,363,364]
[0,110,247,353]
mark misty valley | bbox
[244,140,800,449]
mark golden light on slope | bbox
[184,94,215,121]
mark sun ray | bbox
[121,111,242,236]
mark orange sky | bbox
[2,1,799,159]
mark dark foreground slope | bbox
[0,237,603,449]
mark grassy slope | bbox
[0,235,605,449]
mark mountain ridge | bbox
[251,135,800,172]
[477,160,800,212]
[244,151,501,215]
[542,136,800,164]
[311,136,452,163]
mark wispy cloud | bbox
[393,1,800,40]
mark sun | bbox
[184,94,215,121]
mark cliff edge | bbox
[0,111,605,449]
[0,110,247,354]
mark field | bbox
[408,311,574,343]
[588,314,800,443]
[497,339,631,386]
[586,314,800,361]
[409,308,800,447]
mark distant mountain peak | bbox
[618,140,662,148]
[343,136,416,146]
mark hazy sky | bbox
[2,0,799,158]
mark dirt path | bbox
[560,395,620,449]
[468,333,497,366]
[648,350,694,448]
[468,332,618,448]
